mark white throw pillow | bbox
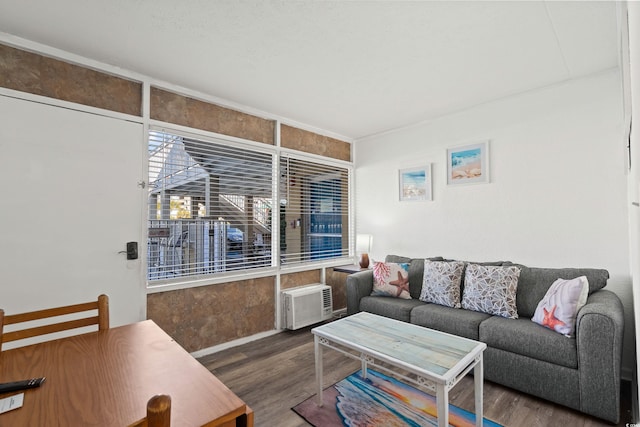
[531,276,589,337]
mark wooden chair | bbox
[0,294,109,350]
[128,395,171,427]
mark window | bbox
[279,156,350,264]
[147,129,352,284]
[147,130,274,281]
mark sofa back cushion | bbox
[515,266,609,318]
[385,255,412,263]
[385,255,443,299]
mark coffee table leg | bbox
[314,335,323,406]
[436,384,448,427]
[361,354,368,379]
[474,355,484,427]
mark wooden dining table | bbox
[0,320,252,426]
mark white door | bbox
[0,95,144,327]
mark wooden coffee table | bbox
[312,312,486,427]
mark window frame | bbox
[146,125,354,289]
[278,154,351,266]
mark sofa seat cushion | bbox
[479,316,577,368]
[410,304,491,340]
[360,296,425,323]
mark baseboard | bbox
[190,329,280,358]
[332,308,347,318]
[191,308,348,359]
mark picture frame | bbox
[399,165,432,201]
[446,140,490,185]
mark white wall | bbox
[355,70,634,377]
[626,0,640,418]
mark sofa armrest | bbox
[346,270,374,315]
[575,289,624,423]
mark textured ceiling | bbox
[0,1,620,140]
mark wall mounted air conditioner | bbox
[282,284,333,330]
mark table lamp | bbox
[356,234,372,269]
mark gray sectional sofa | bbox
[346,255,624,423]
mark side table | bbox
[326,264,370,314]
[332,264,370,274]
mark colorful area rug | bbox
[292,369,502,427]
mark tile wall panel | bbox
[280,270,322,290]
[147,276,276,352]
[280,124,351,161]
[0,44,142,116]
[325,268,348,310]
[150,86,275,145]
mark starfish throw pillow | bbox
[531,276,589,337]
[371,262,411,299]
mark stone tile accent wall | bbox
[147,276,275,352]
[280,124,351,161]
[280,270,322,290]
[325,268,348,310]
[0,43,142,116]
[150,87,275,145]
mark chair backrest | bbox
[128,395,171,427]
[0,294,109,350]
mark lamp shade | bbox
[356,234,372,254]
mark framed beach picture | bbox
[399,165,432,201]
[446,140,490,185]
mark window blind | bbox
[147,130,274,281]
[279,155,350,265]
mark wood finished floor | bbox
[199,320,633,427]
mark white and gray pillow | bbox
[461,264,521,319]
[419,260,465,308]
